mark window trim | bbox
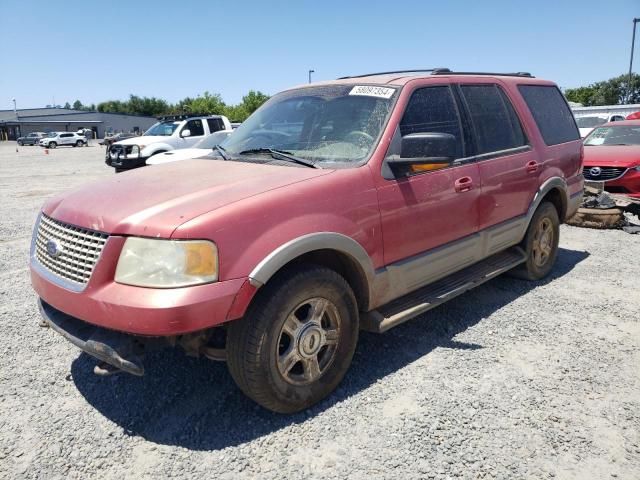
[456,83,531,161]
[383,84,469,179]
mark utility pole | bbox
[628,18,640,104]
[12,98,17,117]
[308,69,315,84]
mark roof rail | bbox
[337,68,450,79]
[432,70,534,78]
[156,113,218,121]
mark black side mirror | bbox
[386,132,457,176]
[400,132,457,160]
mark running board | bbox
[361,247,527,333]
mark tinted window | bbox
[185,119,204,136]
[518,85,579,145]
[60,133,73,138]
[460,85,527,155]
[399,86,464,159]
[207,118,224,133]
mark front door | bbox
[179,119,205,148]
[376,85,481,293]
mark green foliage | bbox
[565,73,640,106]
[93,90,270,121]
[63,102,71,109]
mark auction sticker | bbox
[349,85,396,99]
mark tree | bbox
[188,91,227,115]
[72,100,83,110]
[63,102,71,109]
[239,90,270,115]
[565,73,640,106]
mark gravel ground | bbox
[0,141,639,480]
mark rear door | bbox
[59,133,74,145]
[457,83,537,233]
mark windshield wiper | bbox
[238,148,319,169]
[214,144,230,160]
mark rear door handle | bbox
[454,176,473,193]
[526,160,539,173]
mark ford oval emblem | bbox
[589,167,602,177]
[46,239,63,258]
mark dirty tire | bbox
[226,265,359,413]
[511,201,560,281]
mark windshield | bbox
[584,125,640,145]
[194,130,232,149]
[220,84,398,166]
[144,121,180,136]
[575,116,607,128]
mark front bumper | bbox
[603,168,640,198]
[39,299,145,375]
[31,235,246,336]
[105,145,147,170]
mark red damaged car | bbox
[31,70,583,412]
[583,120,640,198]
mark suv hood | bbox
[43,159,332,238]
[114,136,167,146]
[583,145,640,167]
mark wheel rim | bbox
[276,297,341,385]
[532,217,554,268]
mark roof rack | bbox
[156,113,218,121]
[431,70,534,78]
[337,68,450,79]
[337,68,534,80]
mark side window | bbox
[399,86,464,159]
[611,115,625,122]
[460,84,527,155]
[517,85,580,146]
[184,119,204,136]
[207,118,224,133]
[60,133,72,138]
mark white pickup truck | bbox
[105,114,232,172]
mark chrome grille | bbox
[35,215,108,285]
[582,166,627,181]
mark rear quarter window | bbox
[517,85,580,146]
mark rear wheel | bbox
[511,201,560,280]
[226,266,359,413]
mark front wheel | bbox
[17,141,23,146]
[226,266,359,413]
[511,201,560,280]
[48,142,57,149]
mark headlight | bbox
[115,238,218,288]
[128,145,140,158]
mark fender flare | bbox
[142,143,173,157]
[248,232,375,295]
[525,176,569,227]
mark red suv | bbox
[31,69,583,413]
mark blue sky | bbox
[0,0,637,109]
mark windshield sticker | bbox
[349,85,396,99]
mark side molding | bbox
[248,232,375,290]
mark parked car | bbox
[105,114,232,172]
[575,114,626,138]
[582,120,640,198]
[146,130,233,165]
[38,132,88,148]
[17,132,46,146]
[30,69,583,413]
[99,132,136,147]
